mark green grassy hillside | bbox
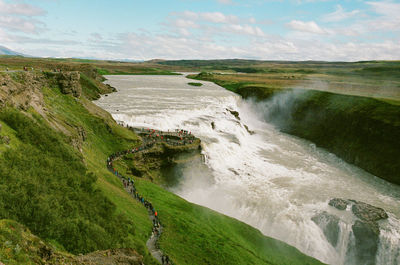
[0,62,323,264]
[136,179,322,265]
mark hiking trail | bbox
[107,127,196,265]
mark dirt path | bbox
[146,211,164,263]
[107,127,195,264]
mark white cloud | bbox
[0,16,45,34]
[367,0,400,17]
[95,9,400,61]
[366,1,400,31]
[89,33,103,42]
[249,17,257,24]
[217,0,233,4]
[286,20,327,34]
[177,11,239,24]
[0,0,46,34]
[322,5,360,22]
[112,31,400,61]
[180,11,199,20]
[174,19,198,28]
[0,0,45,16]
[200,12,239,24]
[224,24,265,36]
[167,11,263,39]
[4,2,399,61]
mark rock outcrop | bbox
[311,211,340,247]
[77,126,86,142]
[328,198,349,210]
[0,135,10,145]
[0,72,45,112]
[351,200,388,225]
[211,121,215,130]
[57,71,82,97]
[105,84,117,92]
[312,198,389,265]
[76,248,143,265]
[244,124,255,135]
[346,199,388,265]
[227,108,240,120]
[351,220,380,265]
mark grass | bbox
[0,107,139,255]
[187,82,203,87]
[39,85,158,264]
[184,60,400,101]
[80,73,102,100]
[0,121,20,152]
[0,219,78,264]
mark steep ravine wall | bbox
[112,135,203,186]
[237,87,400,185]
[190,73,400,185]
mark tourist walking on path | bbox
[105,126,197,264]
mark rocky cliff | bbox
[313,198,388,265]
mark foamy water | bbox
[95,74,400,265]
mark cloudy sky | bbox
[1,0,399,61]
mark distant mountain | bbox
[0,45,25,56]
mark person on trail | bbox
[165,255,170,264]
[155,211,158,217]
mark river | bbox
[95,74,400,265]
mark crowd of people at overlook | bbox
[120,124,196,145]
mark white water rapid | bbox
[95,74,400,265]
